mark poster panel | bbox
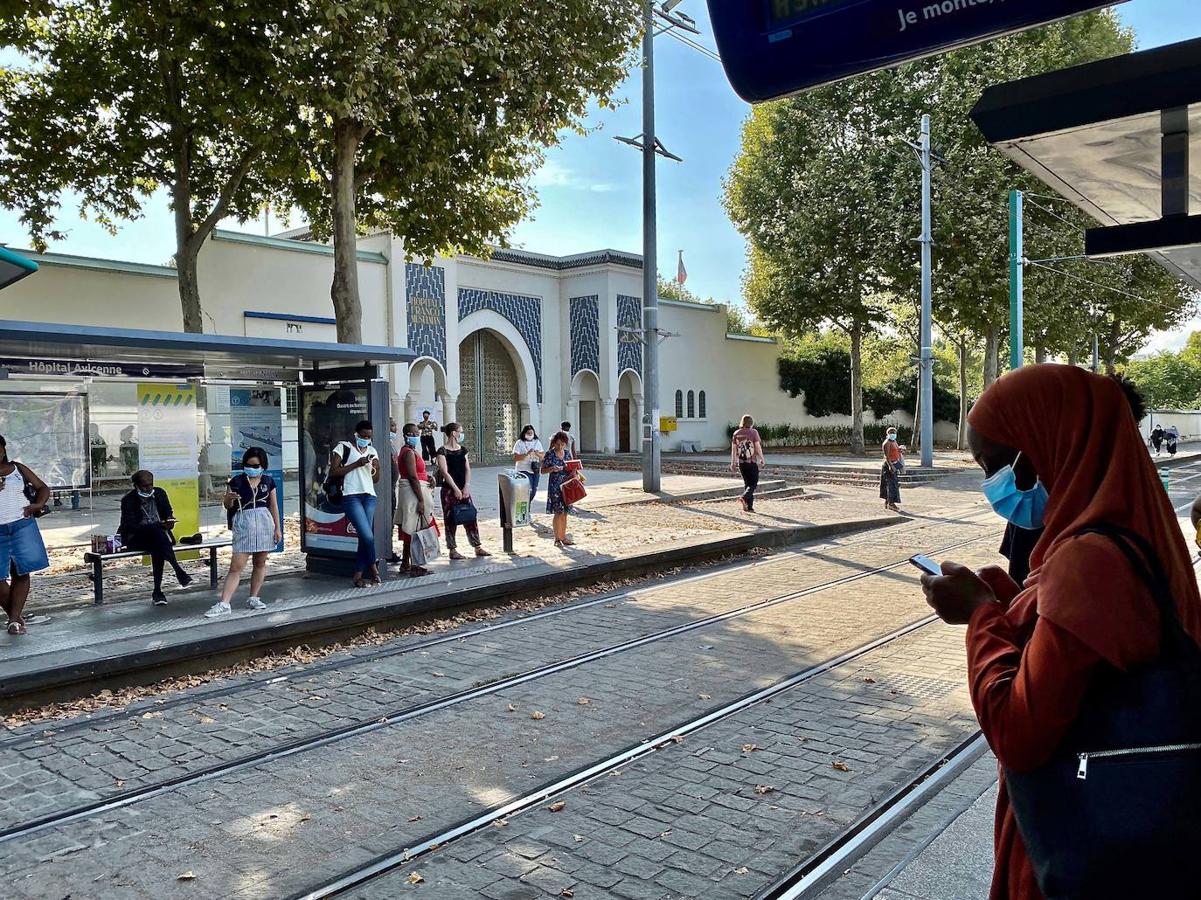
[0,392,88,489]
[229,388,285,553]
[137,383,199,551]
[299,383,369,556]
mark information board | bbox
[708,0,1126,102]
[298,383,370,556]
[0,392,88,489]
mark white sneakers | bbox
[203,597,268,618]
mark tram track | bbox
[0,510,996,748]
[0,527,999,848]
[289,616,946,900]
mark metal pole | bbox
[641,0,661,493]
[1008,190,1024,370]
[919,115,933,470]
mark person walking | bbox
[1149,423,1165,456]
[512,424,544,513]
[396,423,436,576]
[730,415,764,512]
[921,365,1201,899]
[880,427,903,512]
[560,421,578,459]
[206,448,281,618]
[418,410,439,463]
[0,435,49,635]
[329,420,381,587]
[119,470,192,606]
[1166,424,1179,457]
[437,423,491,560]
[541,430,576,547]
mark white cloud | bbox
[531,160,619,194]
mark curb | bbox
[0,516,899,710]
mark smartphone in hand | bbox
[909,555,942,576]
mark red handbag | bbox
[559,475,587,506]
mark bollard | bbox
[1161,469,1171,493]
[497,471,531,555]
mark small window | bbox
[675,390,684,418]
[285,387,298,419]
[698,391,706,418]
[687,390,695,419]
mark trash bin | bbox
[498,470,531,528]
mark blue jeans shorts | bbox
[0,517,49,576]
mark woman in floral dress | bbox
[541,430,575,547]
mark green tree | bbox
[284,0,640,342]
[0,1,293,333]
[1123,350,1201,410]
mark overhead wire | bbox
[662,27,723,63]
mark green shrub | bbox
[726,421,914,448]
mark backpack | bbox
[321,444,350,505]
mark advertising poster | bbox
[137,383,199,553]
[300,384,369,555]
[229,388,285,553]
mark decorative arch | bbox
[698,390,707,419]
[458,310,539,408]
[570,368,602,400]
[406,356,449,398]
[675,390,684,418]
[618,368,642,396]
[687,390,695,419]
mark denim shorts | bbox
[0,517,50,576]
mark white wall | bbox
[1141,411,1201,442]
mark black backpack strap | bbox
[1072,524,1196,657]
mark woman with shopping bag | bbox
[395,423,437,577]
[542,430,582,548]
[436,423,491,560]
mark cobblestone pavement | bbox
[1,496,1002,899]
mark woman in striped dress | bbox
[206,447,281,618]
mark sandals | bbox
[448,550,466,561]
[7,621,25,636]
[475,547,491,558]
[352,573,366,589]
[369,566,382,585]
[409,566,430,578]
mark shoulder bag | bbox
[1004,522,1201,899]
[322,444,350,506]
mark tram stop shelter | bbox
[0,318,415,580]
[971,36,1201,291]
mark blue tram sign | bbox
[707,0,1128,103]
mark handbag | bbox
[321,444,349,505]
[449,495,478,526]
[1005,523,1201,899]
[410,521,441,567]
[559,474,587,507]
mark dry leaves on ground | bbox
[178,871,196,881]
[530,710,545,720]
[735,867,750,875]
[741,744,758,753]
[577,697,590,705]
[406,872,424,885]
[754,784,774,795]
[832,761,851,772]
[547,801,566,812]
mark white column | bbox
[634,397,644,454]
[519,402,532,431]
[568,395,580,437]
[442,394,458,426]
[602,399,617,455]
[403,393,419,425]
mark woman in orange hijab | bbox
[921,365,1201,899]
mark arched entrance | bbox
[617,370,642,454]
[458,330,520,464]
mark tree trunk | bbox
[176,241,204,334]
[1067,347,1079,367]
[983,325,1000,388]
[1034,344,1047,365]
[849,325,865,455]
[957,338,969,450]
[1105,318,1119,375]
[331,117,365,344]
[170,137,204,334]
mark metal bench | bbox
[83,538,232,605]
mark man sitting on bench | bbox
[118,470,192,606]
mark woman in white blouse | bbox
[512,424,544,513]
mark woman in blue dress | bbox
[541,430,575,547]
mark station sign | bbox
[0,357,203,379]
[707,0,1128,103]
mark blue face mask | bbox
[137,489,154,499]
[981,451,1049,530]
[243,466,264,478]
[405,436,420,448]
[355,436,371,449]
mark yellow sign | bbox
[660,416,678,434]
[138,383,199,559]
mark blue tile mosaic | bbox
[569,295,600,377]
[457,288,543,402]
[406,264,447,370]
[617,294,643,377]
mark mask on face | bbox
[243,466,264,478]
[523,433,533,441]
[137,489,154,499]
[981,451,1049,530]
[405,435,420,448]
[355,436,371,449]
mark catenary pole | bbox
[1009,190,1024,371]
[641,0,661,493]
[919,115,934,469]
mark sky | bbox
[1,1,1199,350]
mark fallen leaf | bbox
[407,872,424,885]
[741,744,758,754]
[561,890,574,898]
[430,672,445,678]
[493,818,508,827]
[178,871,196,881]
[735,866,749,875]
[507,703,517,712]
[547,801,566,812]
[408,815,424,822]
[832,761,851,772]
[754,784,774,795]
[114,779,125,788]
[863,677,876,684]
[670,735,684,744]
[573,834,585,843]
[531,711,545,720]
[299,814,312,823]
[577,697,591,705]
[698,693,712,700]
[141,711,162,720]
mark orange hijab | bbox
[968,365,1201,667]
